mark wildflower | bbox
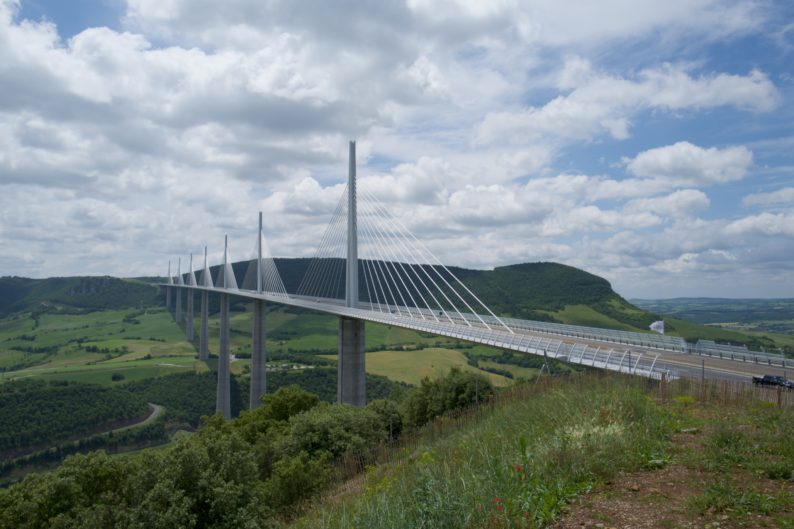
[514,465,522,472]
[491,496,500,504]
[496,504,504,511]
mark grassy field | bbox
[478,360,540,380]
[546,304,643,331]
[3,355,197,385]
[0,304,513,388]
[663,316,794,351]
[7,297,787,391]
[0,306,199,385]
[321,348,513,387]
[542,302,794,353]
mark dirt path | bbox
[107,403,164,435]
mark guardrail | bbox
[687,340,790,368]
[166,284,679,380]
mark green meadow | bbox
[0,303,519,388]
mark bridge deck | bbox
[165,285,792,382]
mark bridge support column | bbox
[199,291,209,360]
[186,291,194,341]
[338,316,365,406]
[175,288,182,323]
[250,300,267,409]
[165,286,172,311]
[216,293,231,419]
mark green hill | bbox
[265,259,659,331]
[0,276,160,318]
[1,261,642,326]
[4,260,789,352]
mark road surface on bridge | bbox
[168,284,790,383]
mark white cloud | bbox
[724,212,794,237]
[624,142,753,187]
[743,187,794,206]
[624,189,711,218]
[361,157,450,204]
[476,63,778,145]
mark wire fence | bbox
[657,374,794,409]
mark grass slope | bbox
[293,377,794,529]
[293,375,674,528]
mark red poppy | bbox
[496,504,504,511]
[514,465,522,472]
[491,496,500,504]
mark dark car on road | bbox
[752,374,788,387]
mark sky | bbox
[0,0,793,299]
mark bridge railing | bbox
[166,284,675,380]
[481,315,687,352]
[687,340,790,368]
[323,300,675,381]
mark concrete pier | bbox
[165,286,172,311]
[337,141,366,406]
[216,293,231,419]
[338,316,365,406]
[250,299,266,409]
[186,291,194,341]
[175,288,182,323]
[199,291,209,360]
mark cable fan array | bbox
[296,187,512,333]
[239,229,289,297]
[172,228,288,298]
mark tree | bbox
[400,368,493,429]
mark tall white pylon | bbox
[199,246,209,360]
[346,140,358,308]
[251,211,267,409]
[175,257,183,323]
[186,253,195,341]
[216,234,232,419]
[338,140,366,406]
[166,260,172,309]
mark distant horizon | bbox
[3,256,794,301]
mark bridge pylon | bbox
[175,257,182,323]
[199,246,210,361]
[250,212,267,409]
[165,260,172,310]
[186,253,195,342]
[216,235,232,419]
[338,140,366,406]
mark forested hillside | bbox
[208,258,655,328]
[268,259,657,329]
[0,380,149,459]
[0,277,159,317]
[0,369,494,529]
[3,260,653,329]
[122,369,406,427]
